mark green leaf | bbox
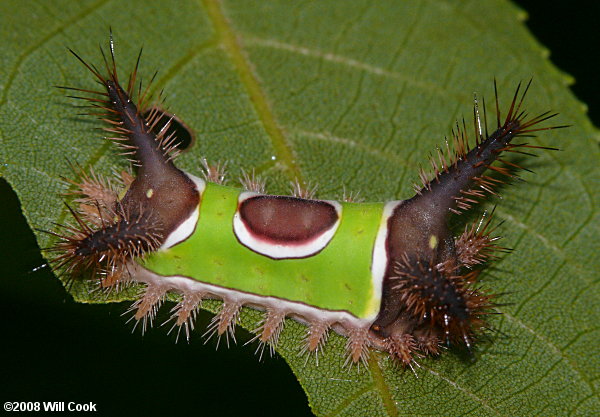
[2,0,598,415]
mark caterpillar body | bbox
[47,38,561,369]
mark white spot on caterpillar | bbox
[146,188,154,198]
[160,173,206,249]
[429,235,438,250]
[370,200,403,314]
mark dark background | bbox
[1,2,598,416]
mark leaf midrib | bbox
[202,0,304,184]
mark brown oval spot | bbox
[239,196,338,244]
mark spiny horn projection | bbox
[49,35,200,285]
[392,256,494,348]
[98,50,200,249]
[369,81,562,360]
[43,203,163,287]
[415,79,564,215]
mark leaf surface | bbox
[1,1,598,415]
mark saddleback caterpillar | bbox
[45,37,562,371]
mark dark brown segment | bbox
[106,80,200,241]
[239,196,338,244]
[372,199,457,332]
[385,199,456,268]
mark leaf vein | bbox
[496,209,590,280]
[503,312,596,394]
[0,0,109,108]
[244,36,465,102]
[293,129,411,169]
[150,38,220,94]
[202,0,303,183]
[423,366,501,416]
[367,356,398,417]
[324,386,372,417]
